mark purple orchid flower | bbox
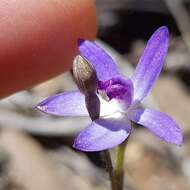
[37,26,183,152]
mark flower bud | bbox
[73,55,100,120]
[73,55,98,95]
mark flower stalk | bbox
[114,140,128,190]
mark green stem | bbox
[114,140,128,190]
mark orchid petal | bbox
[37,90,88,116]
[78,39,120,81]
[128,108,183,146]
[131,26,169,101]
[73,113,131,151]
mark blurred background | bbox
[0,0,190,189]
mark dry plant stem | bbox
[102,150,118,190]
[114,139,128,190]
[165,0,190,54]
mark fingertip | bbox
[0,0,97,98]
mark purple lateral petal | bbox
[37,90,88,116]
[131,26,169,101]
[128,108,183,146]
[78,39,120,81]
[73,113,131,151]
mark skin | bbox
[0,0,97,98]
